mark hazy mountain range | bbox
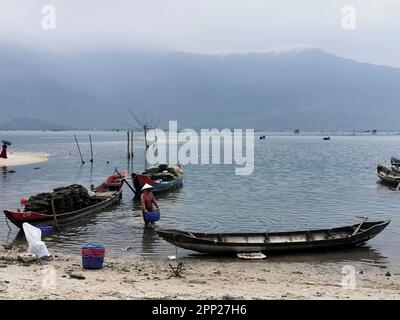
[1,44,399,130]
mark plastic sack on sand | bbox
[22,223,50,258]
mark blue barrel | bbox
[81,244,105,269]
[144,211,160,222]
[36,224,54,234]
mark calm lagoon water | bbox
[1,130,400,267]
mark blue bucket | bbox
[81,243,105,270]
[144,211,160,222]
[36,224,54,234]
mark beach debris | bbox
[168,261,185,278]
[18,253,37,263]
[168,255,176,260]
[23,223,50,259]
[385,271,391,277]
[188,279,206,284]
[69,272,86,280]
[122,246,133,251]
[312,291,322,297]
[237,252,266,260]
[0,282,7,293]
[3,244,13,250]
[213,270,221,275]
[292,271,303,275]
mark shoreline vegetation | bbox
[1,245,399,300]
[0,152,49,167]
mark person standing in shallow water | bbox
[140,183,159,226]
[0,143,7,159]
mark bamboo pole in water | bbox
[89,134,94,163]
[127,131,130,158]
[130,130,134,158]
[74,134,85,164]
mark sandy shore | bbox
[1,245,399,300]
[0,152,49,167]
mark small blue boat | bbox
[132,164,184,196]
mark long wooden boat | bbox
[131,164,183,196]
[377,164,400,186]
[3,171,125,229]
[157,220,390,255]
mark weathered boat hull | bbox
[377,164,400,186]
[3,171,125,229]
[157,221,390,255]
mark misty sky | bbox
[1,0,399,67]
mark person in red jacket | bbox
[0,143,7,159]
[141,183,159,226]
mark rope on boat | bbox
[4,215,11,231]
[359,157,391,178]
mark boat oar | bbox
[114,168,137,196]
[352,217,368,236]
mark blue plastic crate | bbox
[36,224,54,234]
[144,211,160,222]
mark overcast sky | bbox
[1,0,399,67]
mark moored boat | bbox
[390,157,400,172]
[376,164,400,186]
[3,171,125,229]
[131,164,183,196]
[391,157,400,167]
[157,220,390,255]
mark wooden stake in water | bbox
[130,130,134,158]
[127,131,131,159]
[89,134,94,163]
[74,134,85,164]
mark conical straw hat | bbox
[141,183,154,191]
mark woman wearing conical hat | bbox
[141,183,160,226]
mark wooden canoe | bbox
[157,220,390,255]
[377,164,400,186]
[3,171,125,229]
